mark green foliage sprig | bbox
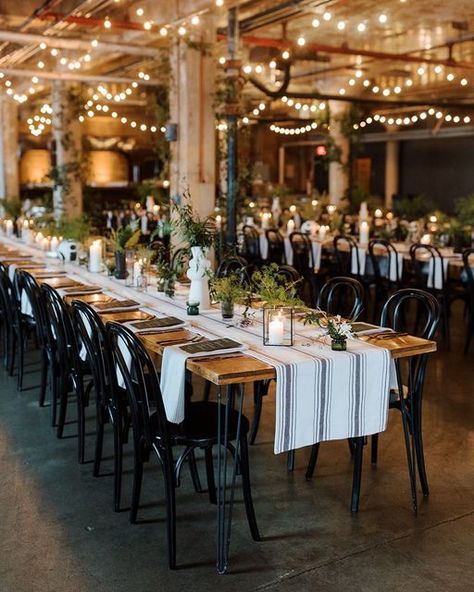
[211,273,247,304]
[455,195,474,226]
[109,223,141,252]
[172,189,216,249]
[251,263,303,308]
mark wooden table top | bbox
[10,267,438,387]
[140,327,437,386]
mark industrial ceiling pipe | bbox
[228,35,474,71]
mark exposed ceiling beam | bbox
[0,30,163,58]
[0,67,159,85]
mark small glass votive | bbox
[263,307,294,346]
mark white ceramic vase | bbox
[186,246,211,310]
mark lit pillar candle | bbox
[268,311,285,345]
[50,236,59,252]
[261,212,271,229]
[41,236,50,251]
[319,225,328,240]
[359,201,368,221]
[215,214,222,231]
[145,195,155,212]
[421,233,431,245]
[141,214,149,235]
[89,239,103,272]
[152,204,160,218]
[287,219,295,234]
[5,219,13,236]
[374,208,384,227]
[359,221,369,245]
[133,259,144,287]
[35,231,44,245]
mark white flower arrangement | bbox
[303,310,355,341]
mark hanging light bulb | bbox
[312,18,320,28]
[160,26,168,36]
[191,15,200,25]
[178,25,186,36]
[297,35,305,46]
[104,17,112,29]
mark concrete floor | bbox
[0,303,473,592]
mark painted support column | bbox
[0,95,19,201]
[278,145,285,185]
[328,100,350,205]
[385,139,400,209]
[169,15,216,223]
[51,80,83,221]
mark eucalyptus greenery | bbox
[251,263,303,308]
[455,194,474,226]
[109,223,141,252]
[1,198,21,219]
[211,273,247,304]
[56,215,90,243]
[172,189,216,249]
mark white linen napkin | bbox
[259,233,268,260]
[160,340,247,424]
[351,248,366,275]
[311,242,322,271]
[283,237,293,265]
[427,257,448,290]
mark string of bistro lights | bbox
[12,0,474,138]
[354,109,472,130]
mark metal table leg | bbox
[216,383,245,574]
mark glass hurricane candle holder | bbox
[263,307,294,346]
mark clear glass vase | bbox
[221,300,234,320]
[331,336,347,351]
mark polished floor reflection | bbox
[0,301,473,592]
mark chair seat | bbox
[154,401,250,445]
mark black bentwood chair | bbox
[0,262,18,372]
[265,229,286,264]
[107,322,260,570]
[41,284,93,446]
[306,288,440,514]
[242,225,263,266]
[11,270,42,391]
[462,248,474,354]
[72,300,129,506]
[317,276,365,321]
[368,239,403,318]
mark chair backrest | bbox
[41,283,78,370]
[368,239,402,284]
[289,231,314,273]
[107,322,172,457]
[216,255,248,278]
[15,270,47,343]
[0,262,17,326]
[265,229,285,264]
[276,264,301,284]
[409,243,446,291]
[380,288,440,340]
[380,288,440,399]
[242,225,261,261]
[317,276,364,320]
[333,235,361,276]
[462,248,474,296]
